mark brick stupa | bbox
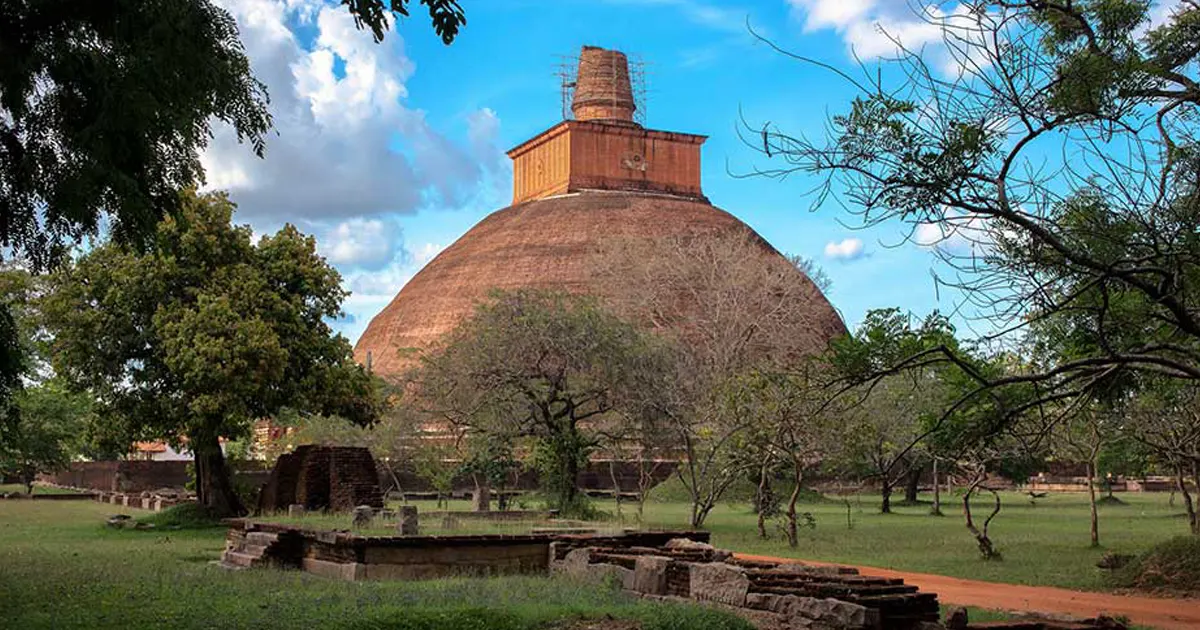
[354,46,845,377]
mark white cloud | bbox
[913,212,992,254]
[824,237,866,260]
[200,0,503,221]
[342,241,444,300]
[411,242,445,266]
[319,218,399,269]
[788,0,984,68]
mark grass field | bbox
[2,492,1189,629]
[0,500,751,630]
[641,490,1190,591]
[264,489,1193,592]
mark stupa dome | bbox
[353,47,845,378]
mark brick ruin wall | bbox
[39,460,270,494]
[258,445,383,513]
[40,458,677,499]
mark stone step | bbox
[222,550,262,568]
[246,532,279,545]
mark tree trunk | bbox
[880,478,893,514]
[193,433,245,517]
[1179,468,1198,536]
[931,458,943,516]
[560,450,580,513]
[756,460,771,539]
[636,458,655,523]
[785,460,802,548]
[904,466,921,504]
[1086,460,1100,547]
[608,459,622,523]
[963,484,1002,560]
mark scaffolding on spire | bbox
[554,48,648,125]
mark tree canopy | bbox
[751,1,1200,416]
[412,288,672,514]
[41,190,379,515]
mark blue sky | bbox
[201,0,1040,344]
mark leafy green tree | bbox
[1123,378,1200,535]
[0,0,467,423]
[724,362,836,546]
[829,308,967,513]
[752,1,1200,419]
[41,191,379,516]
[0,380,94,494]
[413,289,671,516]
[0,268,36,452]
[458,436,520,510]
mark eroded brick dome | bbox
[353,191,845,378]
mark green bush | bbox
[137,502,223,530]
[1111,535,1200,594]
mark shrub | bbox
[1110,536,1200,594]
[137,503,223,530]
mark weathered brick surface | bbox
[257,446,383,513]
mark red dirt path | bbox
[733,553,1200,630]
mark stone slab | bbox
[689,562,749,607]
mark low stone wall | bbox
[220,519,710,582]
[1024,475,1194,493]
[90,491,192,512]
[420,509,557,522]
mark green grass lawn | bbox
[674,491,1189,591]
[263,490,1191,592]
[0,501,751,630]
[1,493,1186,629]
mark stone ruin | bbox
[219,517,1129,630]
[552,540,1129,630]
[256,445,383,513]
[552,538,939,630]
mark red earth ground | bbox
[734,553,1200,630]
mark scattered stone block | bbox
[631,555,671,595]
[105,514,132,529]
[664,537,713,551]
[288,504,306,518]
[555,548,593,577]
[945,606,968,629]
[689,562,749,607]
[397,506,418,535]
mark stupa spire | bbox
[571,46,636,124]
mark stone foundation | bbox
[220,519,709,583]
